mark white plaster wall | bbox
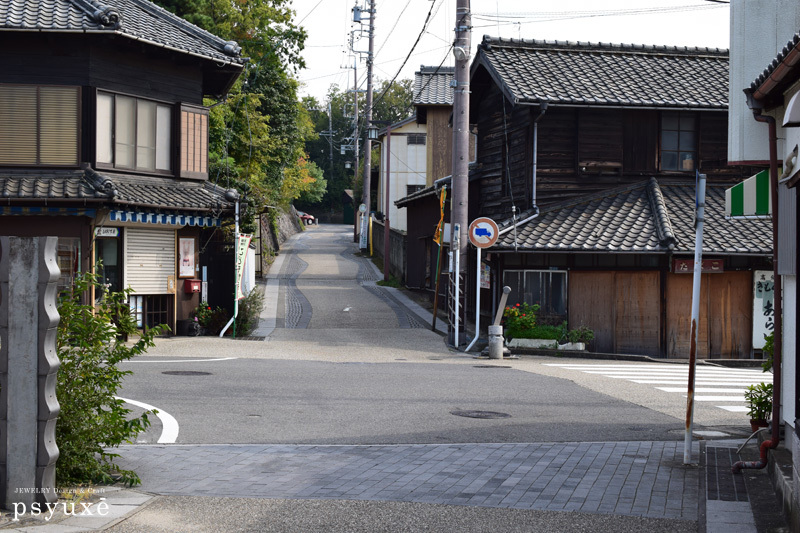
[728,0,800,164]
[378,121,427,232]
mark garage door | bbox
[125,228,175,294]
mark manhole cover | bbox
[473,365,512,369]
[161,371,212,376]
[450,410,511,419]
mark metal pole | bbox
[384,124,391,281]
[353,58,360,243]
[466,246,481,351]
[450,0,471,343]
[361,0,375,244]
[219,199,240,337]
[684,173,706,464]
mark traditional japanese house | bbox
[399,36,772,357]
[0,0,244,332]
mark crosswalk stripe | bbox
[658,387,744,393]
[631,380,764,386]
[694,395,746,402]
[545,363,767,413]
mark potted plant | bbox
[745,382,773,432]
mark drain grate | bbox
[450,410,511,419]
[473,365,511,369]
[161,371,212,376]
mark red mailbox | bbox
[184,279,201,294]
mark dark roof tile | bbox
[494,179,771,255]
[0,0,243,65]
[476,36,728,109]
[414,66,455,106]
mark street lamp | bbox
[367,124,379,141]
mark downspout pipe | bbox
[733,110,782,473]
[498,103,547,236]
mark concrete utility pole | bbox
[360,0,376,245]
[449,0,471,346]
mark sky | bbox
[290,0,731,102]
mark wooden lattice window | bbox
[180,105,208,179]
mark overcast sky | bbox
[290,0,730,102]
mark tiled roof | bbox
[0,0,243,65]
[0,168,237,212]
[749,31,800,97]
[494,178,772,255]
[475,36,728,109]
[0,170,104,200]
[414,66,454,106]
[109,174,237,211]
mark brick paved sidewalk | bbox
[115,441,699,521]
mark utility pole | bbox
[449,0,471,347]
[360,0,376,251]
[353,55,360,243]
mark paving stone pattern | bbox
[115,442,698,520]
[705,445,748,502]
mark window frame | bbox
[179,103,209,180]
[659,111,697,173]
[95,90,174,176]
[502,269,569,324]
[0,84,81,168]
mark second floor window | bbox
[660,112,696,172]
[97,93,172,173]
[0,84,80,167]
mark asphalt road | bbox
[118,225,756,446]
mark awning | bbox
[725,169,771,218]
[109,210,221,227]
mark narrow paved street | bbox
[95,225,775,532]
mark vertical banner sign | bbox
[236,234,252,300]
[753,270,775,348]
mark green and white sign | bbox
[235,234,251,300]
[725,169,771,218]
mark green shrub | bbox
[567,325,595,344]
[234,286,265,336]
[502,303,540,339]
[56,272,168,487]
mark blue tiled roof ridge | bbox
[480,35,729,57]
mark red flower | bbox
[515,303,520,307]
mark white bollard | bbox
[488,325,504,359]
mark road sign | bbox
[468,217,499,248]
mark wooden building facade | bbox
[0,0,243,332]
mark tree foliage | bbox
[155,0,319,230]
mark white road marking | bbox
[718,406,750,413]
[658,387,744,393]
[127,357,237,363]
[693,395,746,402]
[116,396,179,444]
[545,363,767,413]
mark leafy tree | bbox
[154,0,322,230]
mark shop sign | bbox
[94,227,119,238]
[672,258,724,273]
[753,270,774,349]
